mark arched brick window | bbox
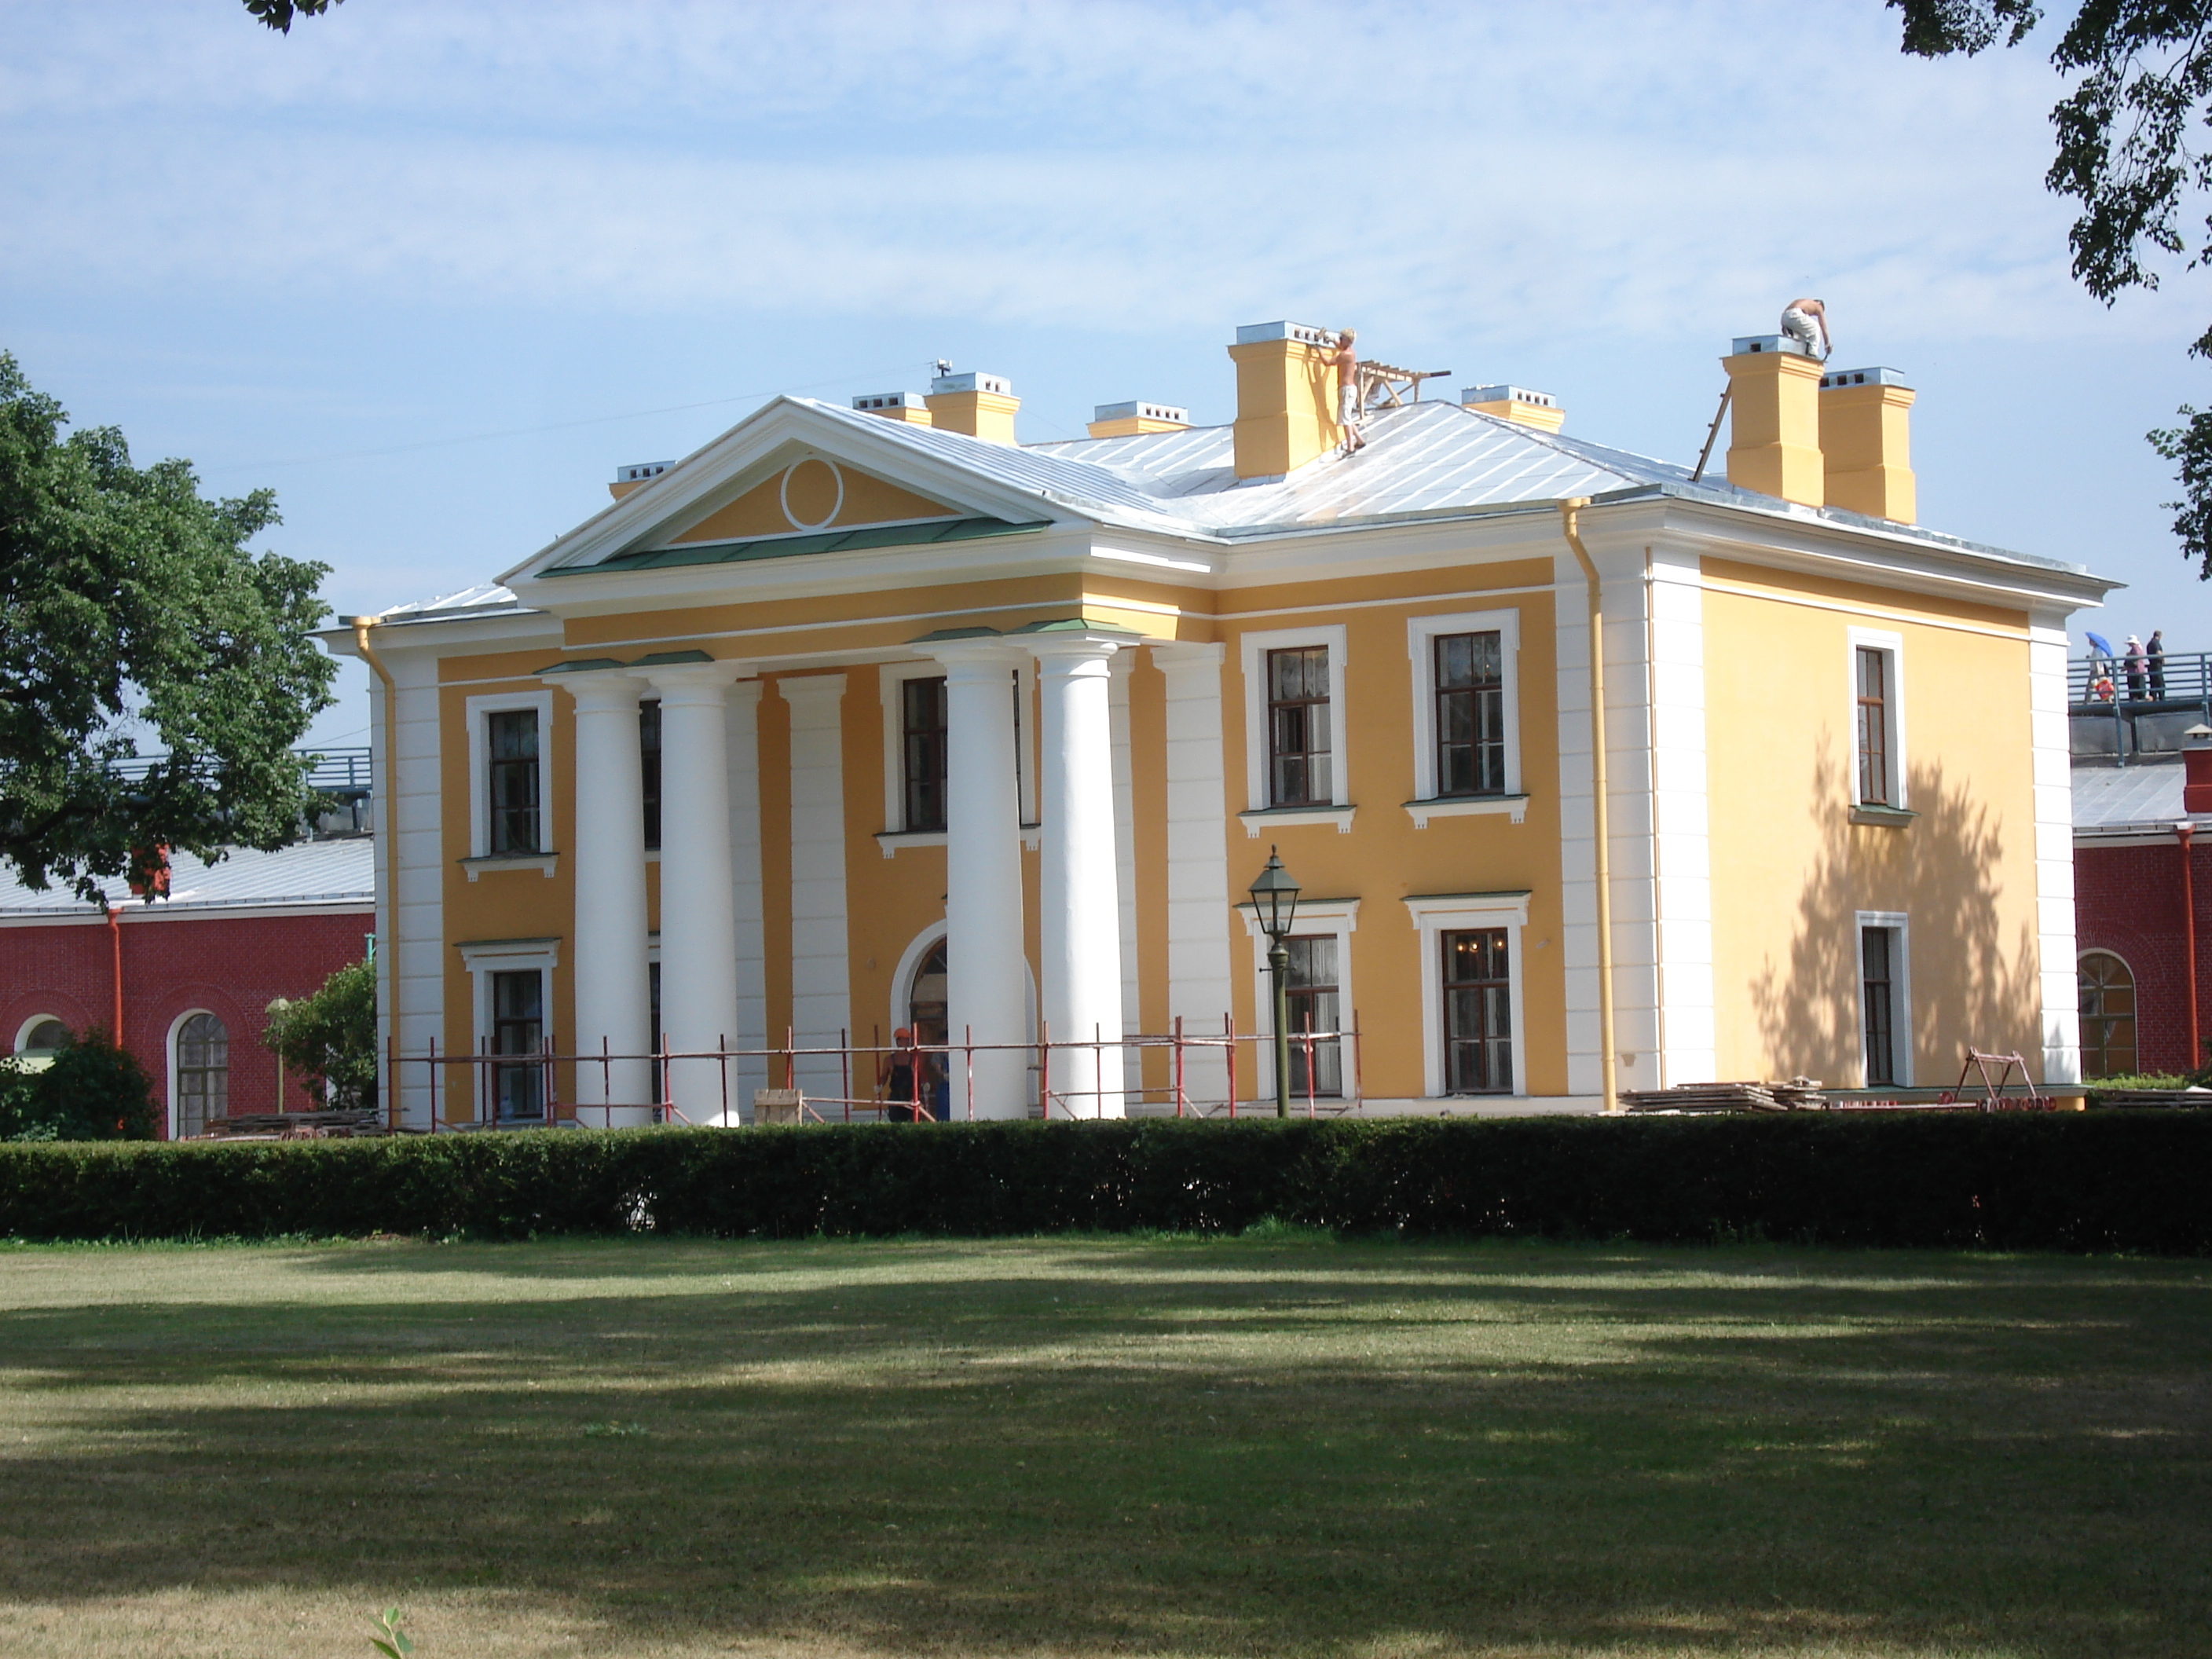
[173,1012,229,1137]
[2077,952,2137,1079]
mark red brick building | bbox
[2072,738,2212,1079]
[0,840,374,1137]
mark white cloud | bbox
[5,0,2181,353]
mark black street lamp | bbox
[1247,846,1302,1119]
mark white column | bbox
[727,680,770,1119]
[2030,610,2082,1083]
[375,646,444,1130]
[930,639,1028,1118]
[643,659,744,1124]
[1155,642,1235,1108]
[778,674,852,1104]
[1108,653,1142,1102]
[555,671,653,1124]
[1031,634,1126,1118]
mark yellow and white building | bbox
[332,322,2112,1125]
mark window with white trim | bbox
[879,661,1031,841]
[1855,913,1910,1086]
[466,690,557,861]
[1847,629,1905,809]
[1404,892,1531,1098]
[1238,624,1350,815]
[1236,897,1358,1101]
[1407,609,1522,807]
[457,938,560,1126]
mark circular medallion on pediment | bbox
[779,457,844,531]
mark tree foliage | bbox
[1893,1,2212,575]
[0,1032,156,1143]
[244,0,343,32]
[263,958,378,1112]
[0,353,336,903]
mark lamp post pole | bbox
[1246,846,1302,1122]
[1269,936,1291,1119]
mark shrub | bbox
[263,958,376,1110]
[0,1111,2207,1253]
[0,1031,156,1142]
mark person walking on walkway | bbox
[2125,635,2148,701]
[2148,628,2167,699]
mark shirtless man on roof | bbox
[1325,328,1366,454]
[1780,298,1831,361]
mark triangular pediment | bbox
[504,397,1090,590]
[657,456,959,547]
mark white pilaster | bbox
[1031,633,1126,1118]
[554,670,653,1124]
[643,658,744,1124]
[929,639,1029,1118]
[778,674,852,1104]
[1649,546,1716,1088]
[2030,609,2082,1083]
[1154,642,1235,1107]
[374,645,444,1130]
[1556,539,1661,1098]
[1108,653,1142,1101]
[727,680,770,1120]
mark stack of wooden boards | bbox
[200,1108,385,1138]
[1621,1079,1829,1113]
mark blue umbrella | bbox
[2086,630,2115,657]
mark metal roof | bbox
[2071,756,2208,833]
[0,838,375,918]
[361,386,2102,624]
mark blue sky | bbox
[4,0,2207,748]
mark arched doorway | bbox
[2077,951,2137,1078]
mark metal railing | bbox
[383,1016,1367,1131]
[104,745,372,795]
[2069,652,2212,767]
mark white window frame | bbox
[166,1007,229,1140]
[1405,608,1526,822]
[1236,897,1358,1099]
[456,938,561,1122]
[1853,910,1912,1087]
[12,1013,68,1055]
[1846,628,1906,811]
[878,661,951,848]
[1404,892,1532,1099]
[1239,623,1351,830]
[465,689,557,870]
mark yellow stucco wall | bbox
[1215,558,1566,1099]
[1701,558,2042,1086]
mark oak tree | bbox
[0,353,335,904]
[1894,1,2212,573]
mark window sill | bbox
[1849,804,1917,828]
[875,830,948,859]
[1239,804,1356,837]
[461,852,560,881]
[1404,794,1529,828]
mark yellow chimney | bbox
[924,372,1020,444]
[1723,335,1824,506]
[851,391,935,428]
[1227,320,1339,479]
[1818,366,1917,523]
[1461,383,1564,434]
[1087,400,1190,440]
[608,460,671,501]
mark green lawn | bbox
[0,1235,2204,1659]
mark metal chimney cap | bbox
[1730,334,1815,357]
[1093,400,1189,423]
[852,392,926,411]
[1819,366,1909,389]
[613,460,673,483]
[928,371,1013,397]
[1234,320,1331,346]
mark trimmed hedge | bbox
[1,1112,2207,1253]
